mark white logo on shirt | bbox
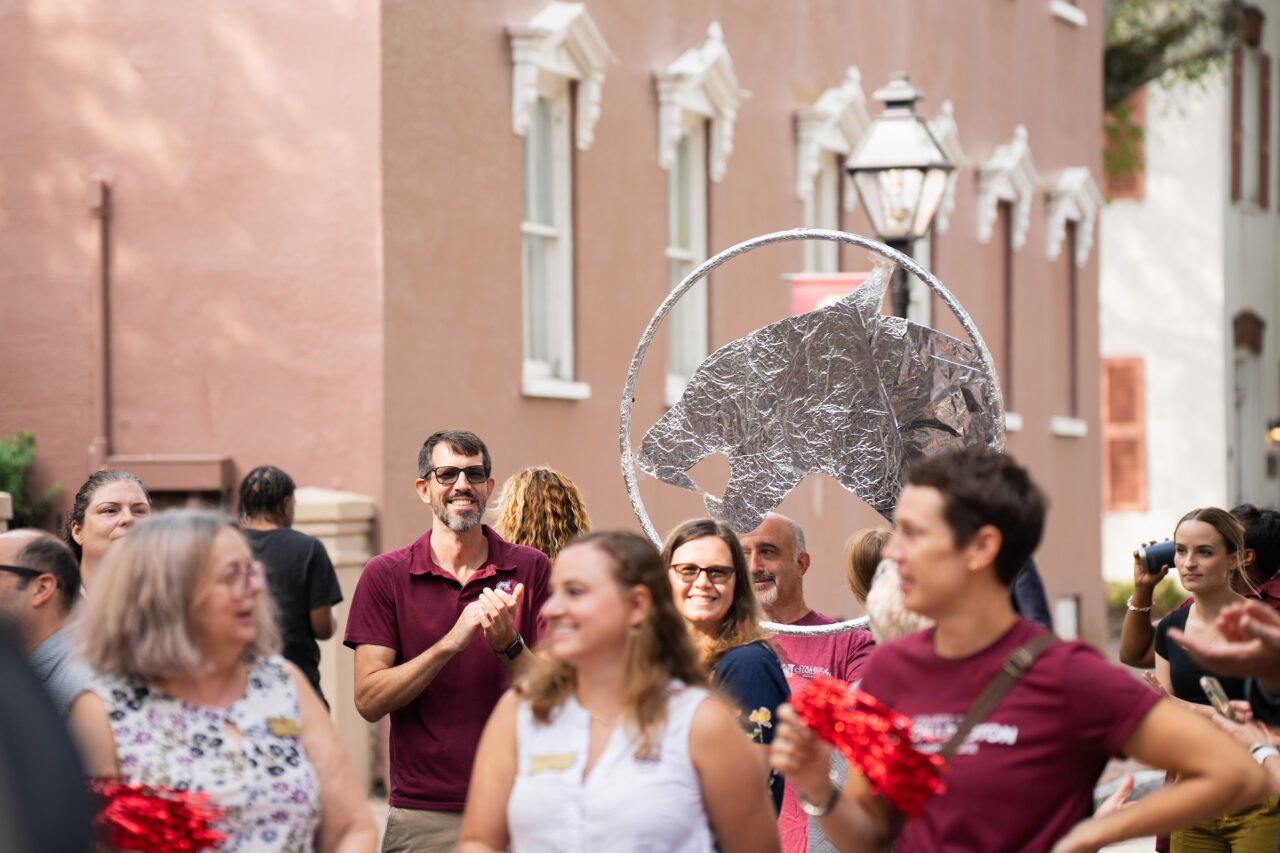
[911,713,1020,755]
[495,580,514,594]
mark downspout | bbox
[88,179,112,471]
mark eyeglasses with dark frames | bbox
[669,563,735,584]
[427,465,490,485]
[0,564,43,579]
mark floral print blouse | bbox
[91,654,321,852]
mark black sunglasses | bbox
[0,564,44,579]
[427,465,490,485]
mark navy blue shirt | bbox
[712,641,790,813]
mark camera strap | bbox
[938,633,1056,762]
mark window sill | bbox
[1050,416,1088,438]
[1054,412,1085,435]
[1049,1,1087,27]
[521,375,591,400]
[1005,412,1024,432]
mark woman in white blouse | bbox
[458,530,780,853]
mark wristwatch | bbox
[1251,743,1279,766]
[496,633,525,661]
[798,772,844,817]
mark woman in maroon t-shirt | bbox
[771,448,1265,853]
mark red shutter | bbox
[1233,49,1244,202]
[1101,358,1147,512]
[1261,53,1271,208]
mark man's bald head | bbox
[740,513,811,620]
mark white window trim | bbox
[1050,416,1089,437]
[1005,411,1024,432]
[1046,167,1103,267]
[519,82,582,397]
[1049,1,1088,27]
[802,152,842,272]
[508,2,616,151]
[656,22,749,183]
[510,4,614,400]
[977,125,1041,251]
[664,120,709,407]
[927,100,968,235]
[795,66,870,208]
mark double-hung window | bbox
[665,122,708,404]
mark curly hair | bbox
[521,531,707,758]
[494,467,591,560]
[660,518,771,669]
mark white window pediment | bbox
[927,100,968,235]
[977,125,1040,250]
[509,2,616,150]
[795,67,871,205]
[656,22,750,182]
[1046,167,1103,267]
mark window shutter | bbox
[1102,358,1147,511]
[1261,53,1271,209]
[1233,49,1244,202]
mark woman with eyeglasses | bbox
[662,518,790,814]
[458,531,780,853]
[68,509,377,852]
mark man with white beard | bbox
[741,513,875,853]
[345,429,551,853]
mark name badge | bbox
[528,753,574,773]
[268,717,302,738]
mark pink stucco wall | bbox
[379,1,1107,638]
[1,2,384,517]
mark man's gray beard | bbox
[434,498,486,533]
[755,582,778,607]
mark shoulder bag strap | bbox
[938,632,1056,761]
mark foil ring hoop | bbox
[619,228,1005,636]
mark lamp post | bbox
[846,73,954,318]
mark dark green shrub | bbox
[0,432,59,529]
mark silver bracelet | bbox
[798,771,843,817]
[1251,743,1279,765]
[1126,595,1152,613]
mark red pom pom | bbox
[791,676,945,817]
[89,778,226,853]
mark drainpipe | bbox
[88,179,112,471]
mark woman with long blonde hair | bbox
[458,531,779,853]
[493,466,591,561]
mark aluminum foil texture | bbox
[636,263,1001,533]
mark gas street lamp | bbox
[846,72,954,317]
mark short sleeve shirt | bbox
[243,527,342,699]
[859,619,1160,853]
[343,524,551,810]
[771,611,875,853]
[712,641,790,813]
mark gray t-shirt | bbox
[28,621,91,716]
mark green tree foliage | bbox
[0,432,60,529]
[1105,0,1247,111]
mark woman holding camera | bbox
[458,531,780,853]
[1150,508,1279,851]
[771,449,1263,853]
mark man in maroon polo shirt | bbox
[344,429,551,853]
[741,513,875,853]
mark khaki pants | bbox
[382,806,463,853]
[1171,797,1279,853]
